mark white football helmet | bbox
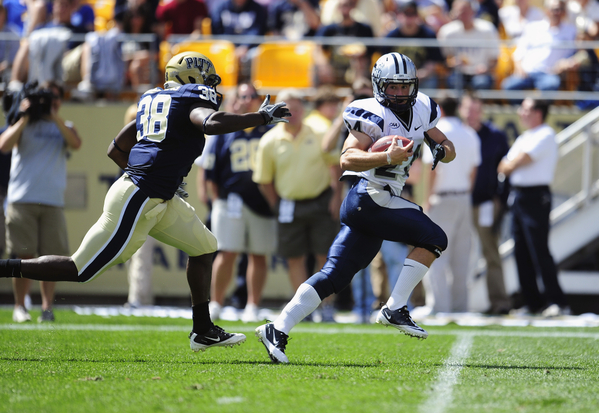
[371,53,419,113]
[164,51,222,89]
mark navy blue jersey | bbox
[204,126,274,217]
[126,83,221,200]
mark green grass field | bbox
[1,309,598,413]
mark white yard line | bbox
[418,335,473,413]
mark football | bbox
[368,135,412,152]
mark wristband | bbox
[386,152,392,165]
[260,111,270,125]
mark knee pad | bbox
[422,244,444,258]
[417,228,448,258]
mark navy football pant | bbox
[307,179,447,299]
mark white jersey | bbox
[341,92,441,195]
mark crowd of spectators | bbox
[0,0,597,101]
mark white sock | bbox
[274,283,322,334]
[386,259,429,310]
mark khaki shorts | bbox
[62,44,83,85]
[211,198,276,255]
[6,203,70,258]
[277,188,339,258]
[72,175,217,282]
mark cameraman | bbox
[0,81,81,323]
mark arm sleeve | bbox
[342,104,385,143]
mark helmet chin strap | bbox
[164,81,181,89]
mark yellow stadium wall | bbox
[0,102,586,304]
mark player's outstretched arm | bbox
[191,96,291,135]
[108,120,137,170]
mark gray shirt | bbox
[7,119,70,207]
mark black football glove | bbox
[259,94,291,125]
[424,132,446,171]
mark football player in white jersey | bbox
[256,53,456,363]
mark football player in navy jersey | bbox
[0,51,290,352]
[256,53,456,363]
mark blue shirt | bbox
[204,126,274,217]
[471,121,510,205]
[3,0,27,35]
[126,83,221,200]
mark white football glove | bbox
[259,94,291,125]
[176,182,189,198]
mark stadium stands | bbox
[251,42,316,89]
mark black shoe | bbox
[255,323,290,363]
[375,305,428,339]
[189,325,246,352]
[483,306,511,316]
[37,309,55,323]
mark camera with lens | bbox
[2,81,54,125]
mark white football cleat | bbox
[255,323,289,364]
[376,305,428,339]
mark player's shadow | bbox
[0,356,375,368]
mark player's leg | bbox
[376,212,446,338]
[377,247,436,338]
[0,177,155,283]
[149,195,246,351]
[255,224,381,363]
[344,180,447,338]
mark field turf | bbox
[1,309,598,413]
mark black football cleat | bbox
[376,305,428,339]
[255,323,289,363]
[189,325,246,352]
